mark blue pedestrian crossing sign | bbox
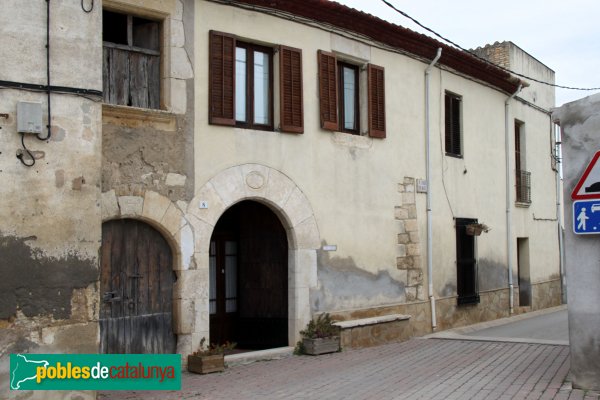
[573,200,600,234]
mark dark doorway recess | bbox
[210,200,288,350]
[455,218,480,306]
[100,219,177,354]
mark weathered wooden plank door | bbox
[100,219,176,354]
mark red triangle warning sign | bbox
[572,151,600,200]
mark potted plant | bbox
[299,313,340,355]
[466,223,490,236]
[187,338,235,374]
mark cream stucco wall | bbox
[193,0,560,324]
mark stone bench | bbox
[333,314,411,349]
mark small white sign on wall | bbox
[416,179,428,193]
[199,201,208,209]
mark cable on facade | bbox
[17,133,36,167]
[379,0,600,91]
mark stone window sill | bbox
[102,104,176,131]
[515,202,531,208]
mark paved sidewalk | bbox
[99,338,598,400]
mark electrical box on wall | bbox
[17,101,43,134]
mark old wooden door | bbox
[210,201,288,349]
[100,219,176,354]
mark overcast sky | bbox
[335,0,600,107]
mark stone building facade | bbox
[1,1,562,398]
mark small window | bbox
[318,51,385,138]
[445,92,462,157]
[455,218,480,305]
[102,10,161,109]
[235,42,273,130]
[338,62,359,134]
[209,31,303,133]
[515,121,531,204]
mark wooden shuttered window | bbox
[318,51,386,138]
[445,92,462,156]
[209,31,236,126]
[368,64,386,138]
[318,50,338,131]
[279,46,304,133]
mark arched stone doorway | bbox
[189,164,320,348]
[100,219,177,353]
[209,201,288,349]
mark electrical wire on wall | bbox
[14,0,99,166]
[16,134,36,167]
[379,0,600,91]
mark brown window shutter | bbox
[280,46,304,133]
[368,64,386,138]
[209,30,236,126]
[444,94,452,153]
[451,96,461,155]
[444,93,462,155]
[318,50,338,131]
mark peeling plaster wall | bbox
[102,0,195,204]
[0,1,102,398]
[554,93,600,391]
[312,245,406,312]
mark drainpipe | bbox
[554,123,566,303]
[425,48,442,331]
[505,83,523,315]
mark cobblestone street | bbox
[99,337,597,400]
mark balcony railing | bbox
[516,169,531,204]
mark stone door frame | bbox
[188,164,320,347]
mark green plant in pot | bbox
[187,338,236,374]
[298,313,340,355]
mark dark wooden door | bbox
[210,201,288,349]
[100,219,176,354]
[455,218,480,305]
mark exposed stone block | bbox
[396,219,406,234]
[404,177,415,185]
[407,244,421,256]
[408,269,423,286]
[409,231,420,243]
[416,285,425,301]
[407,204,418,218]
[405,286,418,301]
[397,256,414,269]
[142,190,172,223]
[165,172,186,186]
[118,195,143,217]
[395,207,409,220]
[101,189,119,220]
[412,256,422,269]
[398,183,405,193]
[405,219,418,232]
[397,234,410,244]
